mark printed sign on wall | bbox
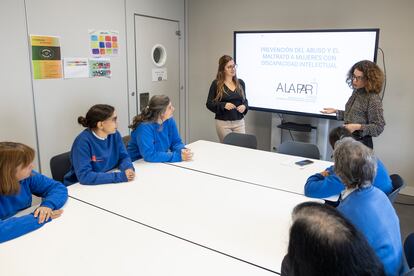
[30,35,62,79]
[89,30,119,57]
[63,58,89,79]
[89,58,111,78]
[152,68,168,81]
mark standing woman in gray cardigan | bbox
[322,60,385,148]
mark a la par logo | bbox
[275,81,318,102]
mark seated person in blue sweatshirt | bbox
[281,202,386,276]
[334,138,404,276]
[64,104,135,185]
[0,142,68,243]
[127,95,193,162]
[304,127,392,198]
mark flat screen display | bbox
[234,29,379,118]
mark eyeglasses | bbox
[226,64,238,70]
[352,75,365,81]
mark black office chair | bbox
[388,174,405,203]
[122,135,131,148]
[405,233,414,270]
[404,268,414,276]
[223,133,257,149]
[277,141,320,160]
[50,151,71,184]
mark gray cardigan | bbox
[337,88,385,137]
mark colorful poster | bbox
[63,58,89,79]
[89,30,119,57]
[89,58,111,78]
[31,35,62,79]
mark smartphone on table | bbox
[295,159,314,166]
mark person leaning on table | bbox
[0,142,67,243]
[304,126,392,199]
[322,60,385,149]
[64,104,135,185]
[127,95,192,163]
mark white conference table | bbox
[173,140,334,195]
[69,161,319,273]
[0,198,277,276]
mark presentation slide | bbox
[234,30,379,118]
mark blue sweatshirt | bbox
[338,186,404,276]
[64,129,134,185]
[0,171,68,243]
[127,118,185,162]
[304,159,392,198]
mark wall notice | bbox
[89,30,119,57]
[89,58,111,78]
[31,35,62,79]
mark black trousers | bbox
[353,132,373,149]
[358,135,373,149]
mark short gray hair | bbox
[333,137,377,189]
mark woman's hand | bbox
[224,103,236,110]
[236,105,246,113]
[125,168,135,181]
[320,170,330,177]
[181,148,193,161]
[50,209,64,219]
[321,108,337,114]
[34,206,59,224]
[344,123,361,133]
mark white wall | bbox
[187,0,414,188]
[24,0,130,176]
[0,0,184,176]
[0,0,39,167]
[2,0,413,188]
[125,0,186,138]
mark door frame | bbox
[131,13,187,141]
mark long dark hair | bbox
[346,60,384,94]
[129,95,170,130]
[78,104,115,129]
[214,55,244,101]
[285,202,385,276]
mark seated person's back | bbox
[333,138,404,276]
[281,201,385,276]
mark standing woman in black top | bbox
[206,55,248,142]
[321,60,385,149]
